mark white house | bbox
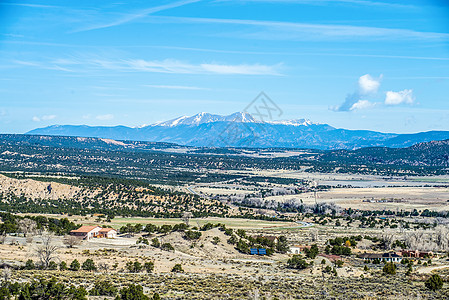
[70,225,102,240]
[359,252,403,263]
[289,245,302,255]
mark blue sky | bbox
[1,0,448,133]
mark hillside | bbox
[0,174,228,217]
[318,139,449,168]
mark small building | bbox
[359,252,402,263]
[70,226,102,240]
[99,228,117,239]
[289,245,311,255]
[320,254,342,263]
[401,250,433,258]
[290,245,301,255]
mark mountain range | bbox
[27,112,449,150]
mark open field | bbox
[264,186,449,211]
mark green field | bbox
[109,217,296,230]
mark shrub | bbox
[383,262,396,275]
[158,225,172,234]
[48,261,58,270]
[126,261,143,273]
[212,237,220,245]
[227,235,237,245]
[236,239,249,254]
[151,238,160,248]
[161,243,174,251]
[335,260,344,268]
[144,262,154,273]
[425,274,443,291]
[184,230,201,241]
[24,259,34,270]
[119,284,149,300]
[90,281,118,296]
[137,237,149,245]
[82,259,97,271]
[171,264,184,273]
[200,223,214,231]
[59,261,67,271]
[70,259,80,271]
[287,255,308,270]
[304,244,319,259]
[152,293,160,300]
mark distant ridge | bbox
[26,112,449,150]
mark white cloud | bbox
[96,114,114,121]
[350,100,376,110]
[385,89,414,105]
[332,73,381,112]
[32,115,56,122]
[42,115,56,121]
[358,74,382,95]
[75,0,200,32]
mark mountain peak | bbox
[152,112,257,127]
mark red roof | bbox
[70,225,101,233]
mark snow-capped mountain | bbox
[153,112,256,127]
[26,112,449,150]
[267,118,315,126]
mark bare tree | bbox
[434,226,449,251]
[182,211,193,227]
[63,235,82,248]
[309,228,318,242]
[18,219,37,237]
[35,233,59,269]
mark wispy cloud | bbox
[96,114,114,121]
[152,16,449,40]
[32,115,56,122]
[126,59,282,75]
[74,0,200,32]
[13,60,73,72]
[220,0,416,9]
[0,3,60,8]
[37,57,283,76]
[145,85,209,90]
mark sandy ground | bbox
[263,186,449,211]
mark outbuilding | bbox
[99,227,118,238]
